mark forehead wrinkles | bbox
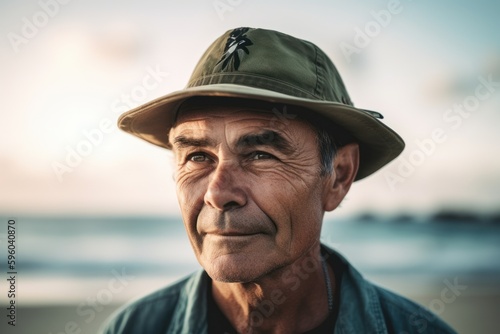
[170,107,316,157]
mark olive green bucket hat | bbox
[118,27,404,180]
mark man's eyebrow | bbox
[236,130,295,154]
[172,135,216,149]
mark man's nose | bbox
[204,161,247,211]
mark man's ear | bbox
[323,143,360,212]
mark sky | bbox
[1,0,499,218]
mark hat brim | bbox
[118,84,404,181]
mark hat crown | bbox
[188,27,353,105]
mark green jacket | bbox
[100,246,456,333]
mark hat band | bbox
[187,72,331,102]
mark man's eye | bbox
[188,153,209,162]
[250,152,275,160]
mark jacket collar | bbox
[167,270,210,333]
[324,246,388,333]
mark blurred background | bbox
[1,0,499,333]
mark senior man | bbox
[102,28,456,333]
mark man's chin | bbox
[209,272,253,283]
[203,254,271,283]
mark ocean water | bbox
[2,215,500,304]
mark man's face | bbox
[169,106,332,283]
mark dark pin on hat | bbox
[118,27,405,180]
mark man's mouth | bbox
[208,230,263,237]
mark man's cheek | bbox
[185,231,204,262]
[177,183,206,208]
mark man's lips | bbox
[196,209,277,237]
[204,230,265,237]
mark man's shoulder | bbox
[323,245,457,333]
[372,283,457,333]
[99,270,205,334]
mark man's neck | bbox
[211,244,335,334]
